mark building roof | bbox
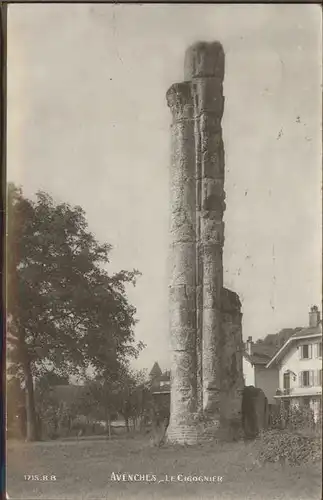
[244,343,278,365]
[252,343,277,358]
[149,362,162,378]
[291,326,322,338]
[266,323,322,368]
[243,325,312,366]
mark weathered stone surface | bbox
[169,219,196,244]
[202,308,221,414]
[220,289,244,435]
[166,82,194,121]
[167,41,244,444]
[170,130,195,174]
[191,43,225,421]
[184,41,225,80]
[201,251,223,305]
[169,244,196,286]
[201,177,225,203]
[221,287,242,313]
[196,275,203,413]
[242,386,269,439]
[170,178,196,218]
[167,76,198,444]
[167,349,198,445]
[191,79,224,117]
[201,149,225,179]
[200,219,224,244]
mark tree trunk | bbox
[22,356,39,441]
[124,416,129,433]
[67,415,72,435]
[105,409,111,439]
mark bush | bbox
[258,403,322,466]
[268,403,318,432]
[258,429,321,466]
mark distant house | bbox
[149,362,170,395]
[242,338,279,404]
[148,363,170,418]
[151,372,171,395]
[266,306,322,420]
[149,362,162,381]
[151,350,279,404]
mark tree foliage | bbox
[7,184,144,439]
[255,328,302,348]
[84,367,151,432]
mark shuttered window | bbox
[283,372,290,389]
[299,371,314,387]
[309,370,315,387]
[300,344,312,359]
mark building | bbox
[149,362,162,381]
[148,363,171,418]
[266,306,322,420]
[149,363,170,395]
[242,337,279,404]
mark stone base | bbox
[166,414,223,445]
[166,423,201,445]
[166,412,244,445]
[219,415,244,441]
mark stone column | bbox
[220,288,245,437]
[195,112,204,414]
[166,82,198,444]
[185,42,226,416]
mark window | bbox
[283,372,290,390]
[300,344,311,359]
[317,342,322,358]
[300,371,310,387]
[313,370,322,387]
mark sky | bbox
[7,4,322,373]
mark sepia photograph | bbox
[4,3,322,499]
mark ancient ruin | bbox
[167,42,244,444]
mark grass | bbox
[6,435,322,500]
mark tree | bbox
[83,377,119,437]
[256,328,302,349]
[115,368,151,432]
[6,377,25,438]
[84,367,151,435]
[33,371,73,439]
[7,184,144,441]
